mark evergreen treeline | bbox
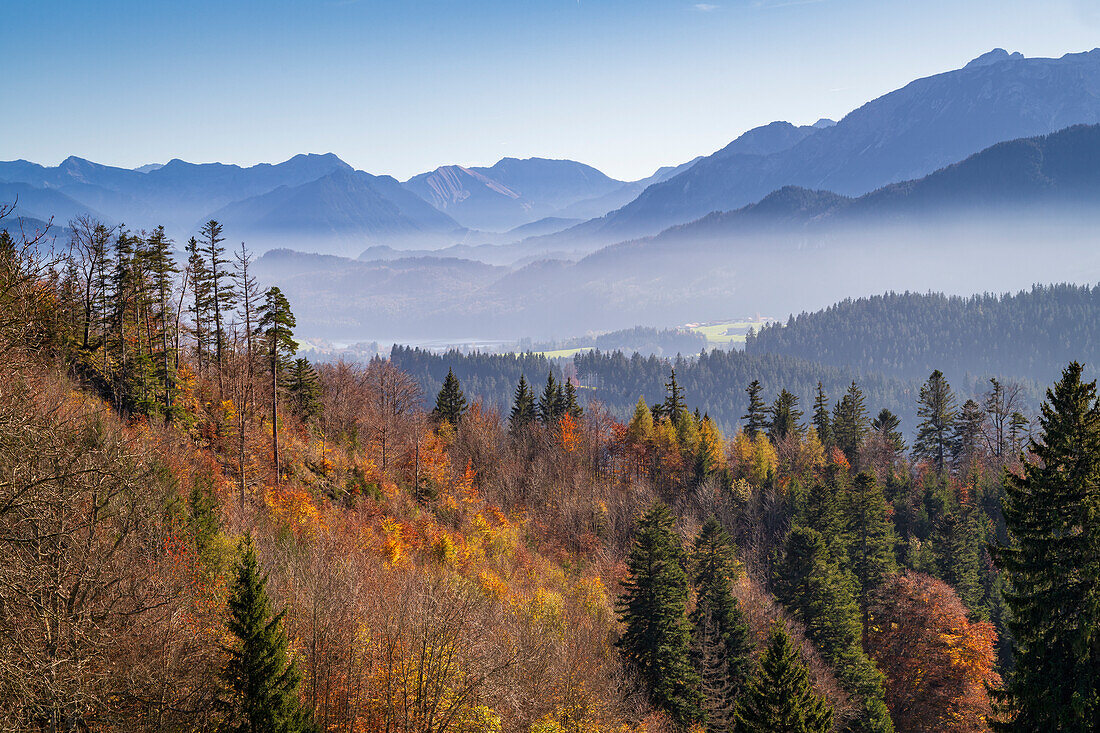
[390,344,563,413]
[746,284,1100,383]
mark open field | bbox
[686,319,774,346]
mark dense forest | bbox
[1,207,1098,733]
[745,285,1100,383]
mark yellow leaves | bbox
[381,517,408,566]
[478,569,508,599]
[524,587,566,635]
[460,705,503,733]
[220,398,236,424]
[266,487,322,538]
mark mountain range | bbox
[527,47,1100,250]
[254,122,1100,341]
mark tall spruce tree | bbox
[563,379,583,418]
[734,621,833,733]
[912,370,957,473]
[287,358,321,421]
[433,368,467,425]
[664,369,687,424]
[509,376,536,433]
[843,472,898,643]
[994,362,1100,730]
[775,526,894,733]
[617,503,702,727]
[742,379,768,439]
[199,219,235,380]
[220,536,315,733]
[870,408,906,454]
[258,287,296,485]
[768,389,804,442]
[186,236,213,377]
[950,398,985,471]
[813,381,833,447]
[832,381,869,464]
[690,517,753,733]
[538,372,565,424]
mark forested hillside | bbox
[745,284,1100,383]
[1,205,1097,733]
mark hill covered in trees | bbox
[745,284,1100,384]
[1,205,1097,732]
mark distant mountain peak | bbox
[812,118,837,129]
[965,48,1025,68]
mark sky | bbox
[2,0,1098,181]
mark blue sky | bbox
[2,0,1097,180]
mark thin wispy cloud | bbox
[753,0,826,8]
[694,3,720,11]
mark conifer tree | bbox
[768,389,804,442]
[617,503,702,727]
[832,381,869,464]
[843,472,898,642]
[538,372,564,424]
[287,358,322,421]
[664,369,687,424]
[432,367,467,425]
[813,381,832,447]
[564,379,583,418]
[734,621,832,733]
[912,370,957,473]
[199,219,235,380]
[258,287,296,484]
[187,236,213,377]
[627,396,654,443]
[220,536,315,733]
[742,379,767,438]
[690,517,753,732]
[146,226,180,416]
[870,408,906,454]
[950,398,985,471]
[994,362,1100,730]
[509,375,536,432]
[775,526,894,733]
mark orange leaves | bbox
[867,572,1000,732]
[561,414,580,453]
[266,486,322,538]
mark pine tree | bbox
[742,379,767,439]
[994,362,1100,730]
[186,236,213,377]
[432,367,467,425]
[832,381,869,464]
[146,226,180,417]
[843,472,898,643]
[509,375,536,433]
[768,389,804,442]
[627,396,654,443]
[258,287,296,485]
[220,536,315,733]
[870,408,906,454]
[775,526,894,733]
[691,517,753,733]
[912,370,957,473]
[287,358,322,420]
[199,219,236,380]
[664,369,687,424]
[538,372,563,424]
[617,503,702,727]
[950,398,985,471]
[813,381,833,447]
[564,379,583,418]
[734,621,833,733]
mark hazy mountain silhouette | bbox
[535,49,1100,248]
